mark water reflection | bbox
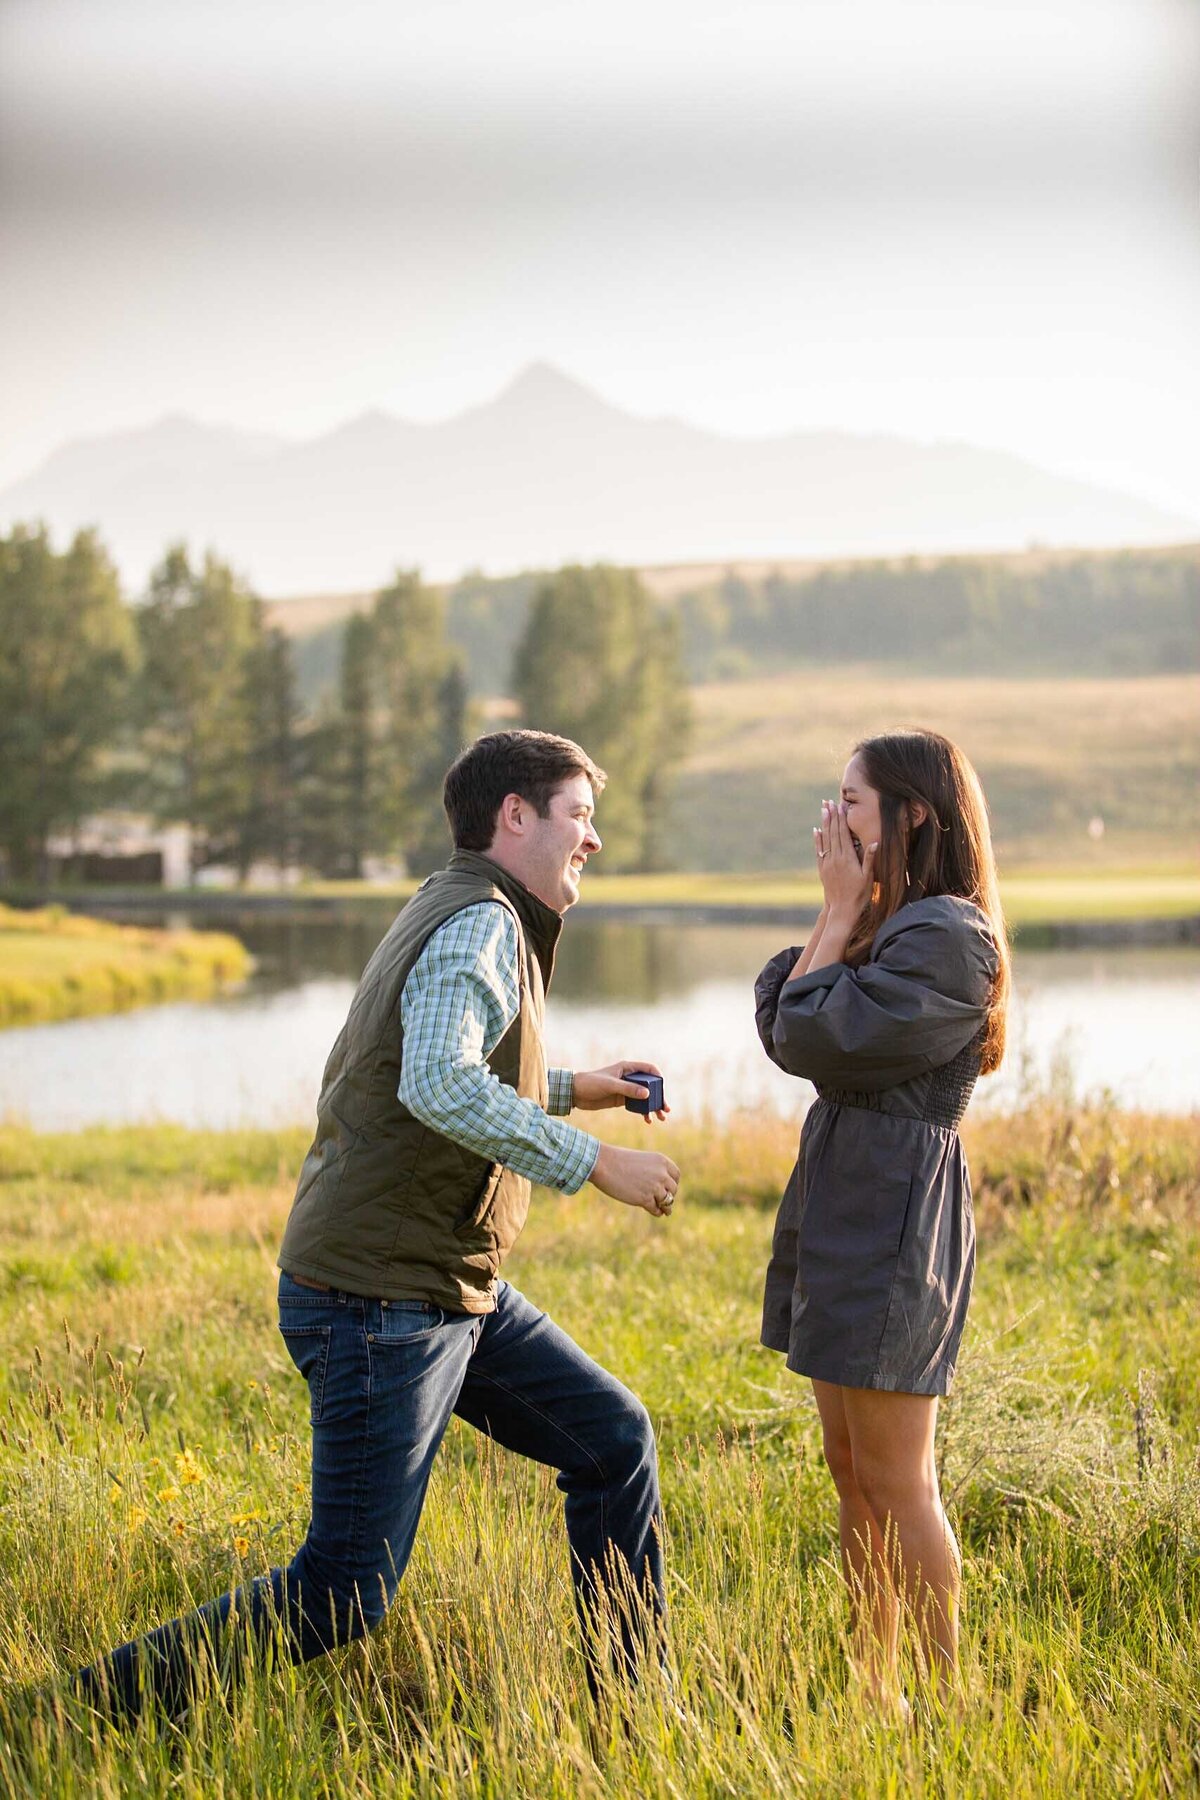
[225,910,806,1003]
[0,917,1195,1131]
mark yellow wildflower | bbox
[174,1448,204,1486]
[157,1485,181,1503]
[171,1517,187,1538]
[233,1535,250,1558]
[126,1506,147,1532]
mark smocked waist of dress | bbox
[815,1034,983,1132]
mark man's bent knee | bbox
[289,1550,398,1651]
[612,1395,657,1475]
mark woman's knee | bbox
[820,1425,859,1495]
[850,1448,937,1521]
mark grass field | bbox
[0,1102,1197,1796]
[573,869,1200,926]
[304,868,1200,930]
[0,906,251,1029]
[662,667,1200,872]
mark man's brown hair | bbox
[443,730,607,851]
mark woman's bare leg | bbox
[811,1380,900,1703]
[840,1387,960,1698]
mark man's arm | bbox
[399,903,679,1216]
[398,902,600,1193]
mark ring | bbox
[817,850,827,860]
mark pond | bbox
[0,914,1196,1132]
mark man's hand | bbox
[589,1143,680,1218]
[572,1061,670,1123]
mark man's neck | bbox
[465,846,558,916]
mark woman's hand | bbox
[814,800,876,921]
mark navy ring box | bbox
[624,1071,665,1115]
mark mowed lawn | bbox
[0,1104,1197,1797]
[0,907,251,1028]
[662,667,1200,872]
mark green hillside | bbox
[663,666,1199,871]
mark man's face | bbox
[521,773,602,912]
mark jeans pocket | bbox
[280,1323,333,1424]
[377,1301,445,1344]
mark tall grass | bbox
[0,1104,1197,1796]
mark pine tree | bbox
[511,564,691,870]
[0,525,137,881]
[137,547,265,874]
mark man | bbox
[77,729,679,1719]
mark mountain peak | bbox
[3,366,1194,592]
[488,361,614,415]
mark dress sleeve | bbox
[770,903,997,1090]
[753,946,805,1068]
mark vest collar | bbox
[447,849,563,988]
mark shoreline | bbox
[2,884,1197,947]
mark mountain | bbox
[2,364,1194,593]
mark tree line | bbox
[0,526,690,884]
[674,548,1200,679]
[289,544,1199,711]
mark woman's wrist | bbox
[805,907,854,973]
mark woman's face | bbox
[839,754,882,865]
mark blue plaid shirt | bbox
[398,902,600,1194]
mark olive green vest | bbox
[278,849,563,1313]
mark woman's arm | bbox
[771,902,993,1089]
[795,904,853,977]
[787,903,830,980]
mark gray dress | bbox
[756,894,1000,1396]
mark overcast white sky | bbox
[2,0,1198,519]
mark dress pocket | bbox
[279,1323,333,1424]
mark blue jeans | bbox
[76,1275,664,1718]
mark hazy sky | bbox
[2,0,1198,519]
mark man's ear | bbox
[496,792,526,836]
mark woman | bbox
[755,729,1009,1711]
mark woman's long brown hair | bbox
[843,729,1010,1073]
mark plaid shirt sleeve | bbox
[397,901,599,1194]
